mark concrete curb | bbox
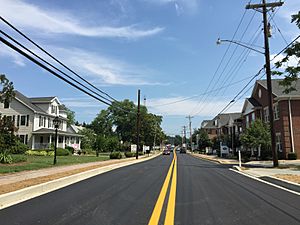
[189,154,222,164]
[0,153,161,210]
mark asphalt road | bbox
[0,152,300,225]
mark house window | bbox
[264,107,269,123]
[20,115,26,126]
[19,135,25,144]
[51,105,55,114]
[4,100,9,108]
[43,117,46,127]
[274,103,279,120]
[39,116,42,127]
[276,133,282,152]
[48,118,51,128]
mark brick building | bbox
[241,79,300,159]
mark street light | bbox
[53,116,61,165]
[216,38,265,55]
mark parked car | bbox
[163,149,171,155]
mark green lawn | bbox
[0,154,110,174]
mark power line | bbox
[192,10,259,116]
[0,16,118,103]
[189,7,250,116]
[148,74,256,107]
[0,35,113,106]
[0,29,114,104]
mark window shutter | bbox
[26,115,29,126]
[25,134,28,144]
[17,115,20,126]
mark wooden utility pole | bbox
[182,125,187,147]
[136,89,141,159]
[246,0,283,167]
[186,115,194,152]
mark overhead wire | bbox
[192,9,258,116]
[188,7,249,116]
[0,16,118,103]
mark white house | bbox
[0,91,82,150]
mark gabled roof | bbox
[29,97,56,103]
[215,113,242,127]
[253,79,300,98]
[202,120,217,129]
[248,97,261,107]
[14,91,46,114]
[242,97,262,114]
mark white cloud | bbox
[41,46,165,86]
[0,43,26,66]
[270,53,299,68]
[147,96,243,117]
[0,0,163,39]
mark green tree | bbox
[192,128,212,151]
[273,12,300,93]
[0,74,15,104]
[89,110,113,136]
[174,135,182,146]
[79,128,96,150]
[106,136,119,152]
[240,120,271,157]
[93,135,106,156]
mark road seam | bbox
[229,168,300,196]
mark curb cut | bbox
[189,154,222,164]
[0,153,161,210]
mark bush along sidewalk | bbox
[109,151,122,159]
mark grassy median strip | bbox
[0,154,109,174]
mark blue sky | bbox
[0,0,299,136]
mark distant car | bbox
[177,147,181,151]
[163,149,171,155]
[180,148,186,154]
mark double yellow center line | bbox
[148,150,177,225]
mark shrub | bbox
[25,150,48,156]
[11,154,27,163]
[125,152,135,158]
[0,150,12,164]
[84,149,95,155]
[288,152,297,160]
[56,148,70,156]
[10,141,29,154]
[65,146,75,154]
[110,151,122,159]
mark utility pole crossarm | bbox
[246,2,283,9]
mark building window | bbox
[264,107,269,123]
[274,103,279,120]
[276,133,282,152]
[43,117,46,127]
[19,135,25,144]
[20,115,26,126]
[48,118,51,128]
[39,116,42,127]
[51,105,55,114]
[4,100,9,108]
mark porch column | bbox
[31,135,35,150]
[49,134,52,146]
[78,137,81,150]
[63,136,65,149]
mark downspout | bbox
[288,97,295,153]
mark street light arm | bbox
[217,38,265,55]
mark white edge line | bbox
[229,168,300,196]
[268,175,300,187]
